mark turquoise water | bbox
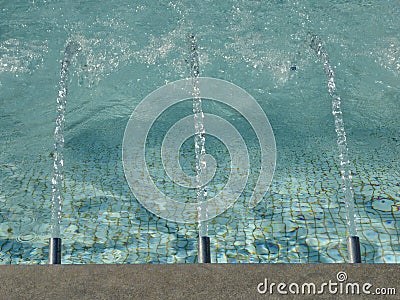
[0,0,399,264]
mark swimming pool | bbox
[0,0,399,264]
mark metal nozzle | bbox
[347,236,361,263]
[198,236,211,263]
[48,237,62,264]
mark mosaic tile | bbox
[1,99,399,265]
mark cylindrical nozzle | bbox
[347,236,361,263]
[198,236,211,263]
[48,237,62,264]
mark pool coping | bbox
[0,264,398,299]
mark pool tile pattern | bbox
[0,134,398,264]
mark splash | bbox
[0,39,47,73]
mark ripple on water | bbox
[101,249,124,263]
[322,240,347,263]
[16,233,38,243]
[0,211,38,242]
[0,211,36,225]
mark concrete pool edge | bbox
[0,264,398,299]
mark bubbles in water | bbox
[0,39,48,73]
[375,38,400,74]
[69,20,189,87]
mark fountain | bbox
[189,34,211,263]
[49,40,81,264]
[309,34,361,263]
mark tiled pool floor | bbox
[0,133,398,264]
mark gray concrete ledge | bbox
[0,264,398,299]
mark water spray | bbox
[49,40,80,264]
[309,34,361,263]
[189,33,211,263]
